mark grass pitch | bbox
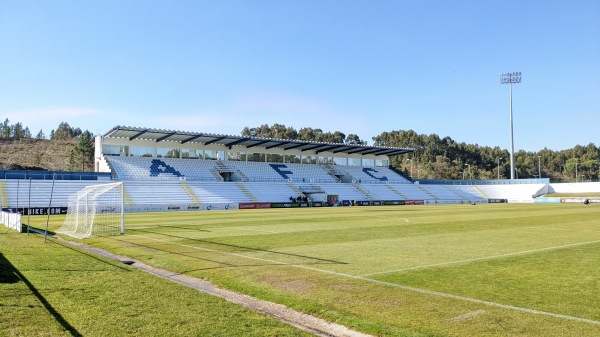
[12,203,600,336]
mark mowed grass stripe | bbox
[39,203,600,336]
[375,242,600,322]
[362,238,600,276]
[124,232,600,326]
[138,206,598,277]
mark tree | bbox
[35,130,46,140]
[1,118,11,139]
[69,130,95,171]
[52,122,81,140]
[11,123,30,139]
[242,124,352,144]
[345,134,364,145]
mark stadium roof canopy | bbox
[103,126,414,157]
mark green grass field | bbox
[6,203,600,336]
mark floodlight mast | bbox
[500,72,522,179]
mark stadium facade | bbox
[95,125,414,173]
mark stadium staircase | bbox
[473,185,488,199]
[120,183,134,206]
[180,181,201,203]
[102,157,115,178]
[323,165,342,182]
[287,183,305,198]
[353,183,375,200]
[211,161,227,181]
[443,185,475,201]
[236,182,257,202]
[386,184,408,199]
[416,184,438,200]
[234,168,250,182]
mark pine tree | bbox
[69,131,95,171]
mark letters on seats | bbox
[270,164,294,180]
[362,168,387,181]
[150,159,183,178]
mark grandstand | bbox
[1,125,598,213]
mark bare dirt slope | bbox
[0,139,76,171]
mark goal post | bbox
[57,182,125,239]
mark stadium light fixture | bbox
[465,163,472,180]
[406,158,413,177]
[497,157,502,180]
[500,71,522,179]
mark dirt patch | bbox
[260,275,316,294]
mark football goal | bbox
[57,182,124,239]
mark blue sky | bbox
[1,0,598,152]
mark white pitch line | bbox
[524,226,600,233]
[361,239,600,277]
[126,234,600,326]
[229,227,279,234]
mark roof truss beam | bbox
[246,140,271,148]
[180,134,204,144]
[129,129,149,141]
[203,136,228,145]
[155,132,178,142]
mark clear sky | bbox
[1,0,598,152]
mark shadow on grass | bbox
[114,237,240,269]
[0,253,82,337]
[26,226,133,272]
[125,228,347,266]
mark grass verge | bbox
[0,230,311,337]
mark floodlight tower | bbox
[500,72,522,179]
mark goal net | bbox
[57,182,124,239]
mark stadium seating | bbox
[446,185,487,201]
[4,155,596,210]
[317,183,370,201]
[475,184,546,200]
[2,180,97,208]
[242,182,301,202]
[106,156,220,181]
[221,161,337,183]
[185,181,251,204]
[387,183,432,200]
[333,166,410,184]
[122,180,194,205]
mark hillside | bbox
[0,139,78,171]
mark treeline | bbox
[242,123,366,145]
[0,119,85,141]
[0,119,38,139]
[374,130,599,182]
[0,119,94,172]
[244,125,599,182]
[1,119,597,181]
